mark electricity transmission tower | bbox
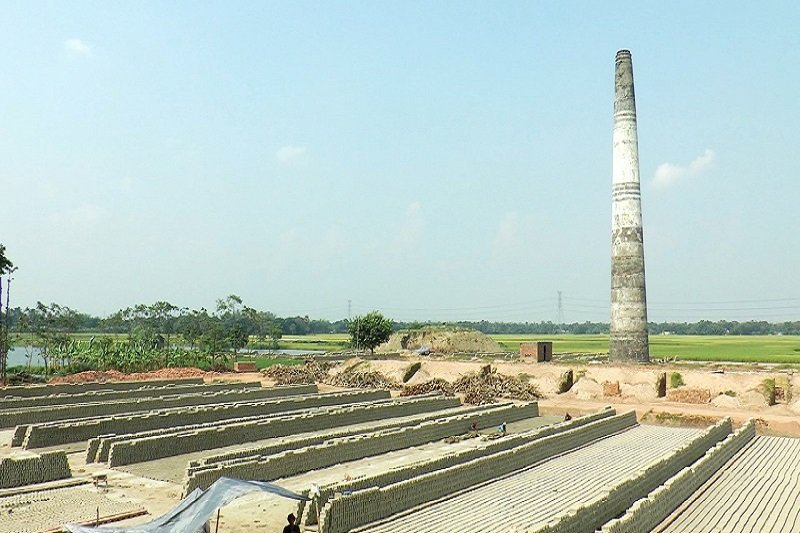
[557,291,564,324]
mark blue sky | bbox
[2,1,799,322]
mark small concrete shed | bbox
[520,342,553,362]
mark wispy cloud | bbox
[653,149,715,189]
[276,145,307,165]
[64,38,92,57]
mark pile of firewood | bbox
[262,360,333,385]
[453,365,541,404]
[399,378,454,397]
[323,370,400,390]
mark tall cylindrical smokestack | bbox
[610,49,649,362]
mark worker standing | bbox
[283,513,300,533]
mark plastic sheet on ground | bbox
[63,477,310,533]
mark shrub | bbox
[670,372,685,388]
[760,378,777,406]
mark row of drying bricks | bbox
[0,451,71,489]
[91,391,446,466]
[300,407,620,527]
[324,416,739,533]
[18,385,373,450]
[102,393,463,467]
[5,382,317,435]
[316,411,642,533]
[183,401,540,492]
[0,379,259,410]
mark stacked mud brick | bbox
[317,411,640,533]
[82,389,389,463]
[20,387,373,450]
[600,420,755,533]
[185,402,539,492]
[301,407,618,526]
[0,380,260,410]
[533,418,735,533]
[0,451,71,489]
[106,394,458,467]
[188,401,491,476]
[0,378,204,398]
[0,383,321,429]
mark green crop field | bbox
[11,331,800,365]
[492,334,800,364]
[277,334,350,352]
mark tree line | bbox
[6,306,800,338]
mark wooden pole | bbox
[214,508,221,533]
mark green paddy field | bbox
[13,332,800,366]
[281,333,800,365]
[493,334,800,364]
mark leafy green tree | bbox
[348,311,393,355]
[268,323,283,349]
[18,302,81,375]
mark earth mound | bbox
[377,327,503,354]
[49,367,210,384]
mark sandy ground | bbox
[366,359,800,435]
[4,359,800,531]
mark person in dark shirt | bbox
[283,513,300,533]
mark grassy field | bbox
[236,356,306,370]
[275,334,350,352]
[11,332,800,365]
[492,334,800,364]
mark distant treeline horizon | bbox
[2,303,799,337]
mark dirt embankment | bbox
[48,368,211,384]
[364,358,800,436]
[378,328,503,354]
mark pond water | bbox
[6,346,44,367]
[240,348,324,356]
[2,346,322,368]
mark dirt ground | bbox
[6,357,800,531]
[365,358,800,436]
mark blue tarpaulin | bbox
[63,477,310,533]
